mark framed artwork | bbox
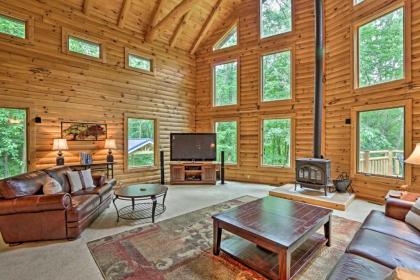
[61,122,107,141]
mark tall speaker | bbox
[160,150,165,185]
[221,151,225,184]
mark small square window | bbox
[0,14,26,39]
[68,36,101,59]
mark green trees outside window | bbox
[128,54,152,72]
[262,50,291,102]
[215,121,238,164]
[127,118,155,168]
[213,25,238,51]
[68,36,101,58]
[0,108,27,179]
[214,61,238,107]
[0,15,25,39]
[358,8,404,88]
[357,107,404,178]
[262,118,291,167]
[260,0,292,39]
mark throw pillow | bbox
[405,198,420,231]
[385,267,420,280]
[43,177,63,195]
[80,169,96,189]
[66,171,83,193]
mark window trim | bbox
[124,114,159,173]
[61,28,106,63]
[350,99,412,185]
[212,117,240,168]
[351,1,411,93]
[258,114,295,171]
[212,58,240,109]
[259,47,295,106]
[124,47,156,76]
[212,20,239,53]
[259,0,295,41]
[0,9,34,43]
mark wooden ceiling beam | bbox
[83,0,93,15]
[190,0,223,55]
[146,0,199,42]
[118,0,132,29]
[169,10,193,48]
[150,0,164,28]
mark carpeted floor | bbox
[88,196,361,280]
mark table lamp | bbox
[53,138,68,166]
[403,143,420,193]
[105,139,116,162]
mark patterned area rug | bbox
[88,196,361,280]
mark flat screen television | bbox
[170,133,217,161]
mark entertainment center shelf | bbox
[170,162,217,185]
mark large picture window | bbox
[356,7,404,88]
[213,60,238,107]
[126,118,157,170]
[0,108,27,179]
[262,50,292,102]
[215,121,238,164]
[262,118,291,167]
[357,107,404,178]
[260,0,292,39]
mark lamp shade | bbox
[405,143,420,165]
[104,139,117,150]
[53,139,68,151]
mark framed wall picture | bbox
[61,122,107,141]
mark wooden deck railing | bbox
[359,150,404,177]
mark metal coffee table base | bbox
[113,195,167,223]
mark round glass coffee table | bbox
[113,184,168,223]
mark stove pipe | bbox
[313,0,324,159]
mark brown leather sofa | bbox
[327,198,420,279]
[0,166,116,244]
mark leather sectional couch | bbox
[0,166,116,244]
[327,198,420,279]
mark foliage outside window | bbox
[0,108,27,179]
[262,118,291,167]
[357,107,404,178]
[0,14,26,39]
[68,36,101,59]
[215,121,238,164]
[128,54,152,72]
[213,25,238,51]
[127,118,155,169]
[260,0,292,39]
[214,61,238,107]
[262,50,291,102]
[358,7,404,88]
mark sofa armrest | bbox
[92,175,106,187]
[385,198,414,221]
[0,193,72,215]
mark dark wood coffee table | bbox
[212,197,332,280]
[113,184,168,223]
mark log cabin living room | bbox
[0,0,419,279]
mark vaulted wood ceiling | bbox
[62,0,241,54]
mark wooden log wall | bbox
[195,0,420,203]
[0,0,196,185]
[195,0,316,186]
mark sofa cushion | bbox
[71,183,113,203]
[0,171,50,199]
[347,228,420,271]
[66,194,100,222]
[406,199,420,231]
[327,253,392,280]
[44,166,72,193]
[362,210,420,245]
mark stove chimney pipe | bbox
[313,0,324,159]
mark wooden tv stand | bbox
[170,162,217,185]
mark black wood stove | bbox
[295,158,331,196]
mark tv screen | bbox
[170,133,217,161]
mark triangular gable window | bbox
[213,24,238,51]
